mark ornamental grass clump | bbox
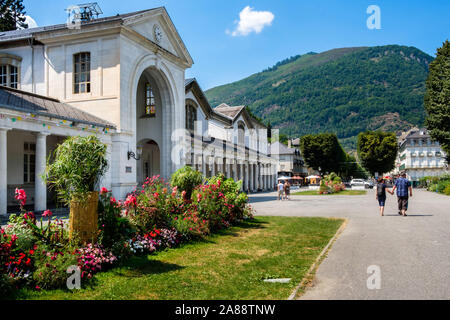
[45,135,108,205]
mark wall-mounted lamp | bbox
[128,147,143,160]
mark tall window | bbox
[24,143,36,184]
[73,52,91,94]
[238,123,245,146]
[0,64,19,88]
[186,104,197,132]
[144,82,156,117]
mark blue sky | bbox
[23,0,449,90]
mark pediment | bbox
[123,8,193,67]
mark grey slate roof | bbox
[0,86,115,128]
[269,141,297,155]
[214,103,246,120]
[0,8,159,43]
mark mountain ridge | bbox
[205,45,434,150]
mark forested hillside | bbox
[206,45,433,150]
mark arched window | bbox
[144,82,156,117]
[0,53,21,89]
[73,52,91,93]
[238,122,245,146]
[186,104,197,132]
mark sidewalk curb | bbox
[287,218,348,300]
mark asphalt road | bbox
[249,189,450,300]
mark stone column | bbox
[202,155,206,176]
[0,127,9,216]
[35,132,50,212]
[211,158,216,177]
[233,161,238,182]
[249,163,254,192]
[244,162,249,192]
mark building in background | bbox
[269,139,307,184]
[394,128,448,186]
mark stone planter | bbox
[69,191,99,243]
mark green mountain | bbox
[205,45,434,150]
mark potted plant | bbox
[45,135,108,243]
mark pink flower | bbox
[14,188,27,206]
[197,194,202,202]
[43,210,53,218]
[100,187,109,195]
[181,191,187,199]
[153,192,160,199]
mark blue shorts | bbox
[378,197,386,207]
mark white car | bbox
[350,179,366,188]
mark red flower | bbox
[43,210,53,218]
[100,187,109,195]
[14,188,27,207]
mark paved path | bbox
[249,189,450,300]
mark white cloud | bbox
[24,15,38,29]
[229,6,274,37]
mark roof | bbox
[0,9,159,43]
[404,128,430,139]
[269,141,297,155]
[214,103,246,120]
[0,86,115,128]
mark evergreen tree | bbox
[425,40,450,163]
[0,0,28,32]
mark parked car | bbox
[364,180,374,189]
[350,179,366,188]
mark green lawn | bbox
[14,216,344,300]
[293,190,367,196]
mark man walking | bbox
[391,172,413,217]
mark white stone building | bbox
[394,128,448,186]
[269,141,307,182]
[0,7,276,215]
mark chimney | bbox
[288,139,292,148]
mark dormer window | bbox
[0,64,19,88]
[144,82,156,117]
[73,52,91,94]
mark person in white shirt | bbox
[277,181,285,201]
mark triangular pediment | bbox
[123,7,193,67]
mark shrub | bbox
[171,166,203,199]
[45,135,108,205]
[444,185,450,196]
[33,244,80,290]
[98,188,135,253]
[0,273,13,296]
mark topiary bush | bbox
[170,166,203,200]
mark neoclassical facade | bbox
[0,7,276,215]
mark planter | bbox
[69,191,99,243]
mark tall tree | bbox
[425,40,450,163]
[0,0,28,32]
[300,133,346,175]
[357,131,398,176]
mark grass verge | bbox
[13,216,344,300]
[293,190,367,196]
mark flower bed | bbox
[318,173,346,195]
[0,170,253,295]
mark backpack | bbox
[377,184,385,197]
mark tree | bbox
[0,0,28,32]
[357,131,398,176]
[300,133,346,175]
[425,40,450,163]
